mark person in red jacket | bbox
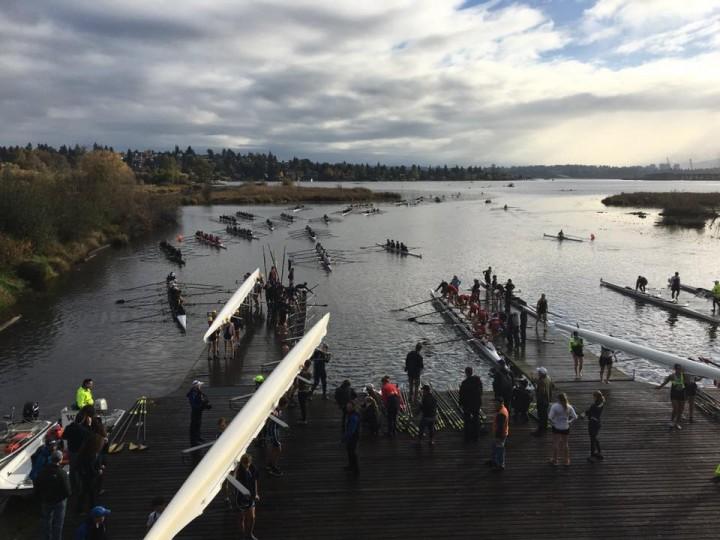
[381,376,402,437]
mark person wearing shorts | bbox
[569,331,584,379]
[657,364,686,429]
[548,393,577,466]
[599,346,615,384]
[235,454,259,540]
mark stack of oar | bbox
[396,388,419,436]
[107,397,149,453]
[431,388,463,430]
[695,389,720,420]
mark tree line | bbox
[0,145,177,272]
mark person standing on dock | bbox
[459,367,483,442]
[311,344,331,399]
[334,380,357,433]
[504,279,515,313]
[471,279,481,303]
[548,393,577,467]
[74,506,111,540]
[187,380,211,446]
[483,267,492,287]
[712,280,720,314]
[599,346,615,384]
[234,454,260,540]
[381,376,401,438]
[297,360,313,424]
[532,367,553,436]
[569,331,584,379]
[35,449,71,540]
[520,308,528,346]
[62,407,92,494]
[416,385,438,446]
[584,391,605,462]
[405,343,424,403]
[670,272,681,302]
[657,364,686,429]
[535,294,548,330]
[487,398,509,471]
[343,401,361,475]
[265,397,287,476]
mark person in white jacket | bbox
[548,393,577,466]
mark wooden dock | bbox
[63,294,720,539]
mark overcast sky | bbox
[1,0,719,165]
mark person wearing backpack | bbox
[35,450,71,540]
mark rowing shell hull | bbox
[601,279,720,324]
[376,243,422,258]
[543,234,583,242]
[146,313,330,540]
[203,269,259,343]
[552,321,720,380]
[429,290,502,365]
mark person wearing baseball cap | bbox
[532,367,553,437]
[187,380,211,446]
[75,506,110,539]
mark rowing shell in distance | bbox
[600,278,720,324]
[543,234,584,243]
[376,243,423,259]
[194,232,227,249]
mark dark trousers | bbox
[589,423,601,455]
[190,409,203,446]
[68,452,80,494]
[520,324,527,345]
[346,437,359,473]
[312,365,327,395]
[77,473,96,513]
[340,407,347,433]
[298,391,310,421]
[40,500,66,540]
[463,408,480,441]
[511,327,520,350]
[386,407,398,436]
[536,400,549,432]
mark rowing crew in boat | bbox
[159,240,184,264]
[226,225,255,239]
[386,239,408,252]
[280,213,296,222]
[305,225,317,239]
[195,231,224,248]
[266,219,275,230]
[219,214,238,225]
[315,242,333,269]
[434,278,507,340]
[236,211,255,220]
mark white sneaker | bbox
[675,424,682,430]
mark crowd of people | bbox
[31,379,112,539]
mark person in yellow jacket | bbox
[712,280,720,314]
[75,378,94,409]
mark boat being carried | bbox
[195,231,227,249]
[376,242,422,259]
[600,279,720,325]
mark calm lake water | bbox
[1,178,719,416]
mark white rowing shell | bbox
[552,321,720,380]
[147,313,330,539]
[202,269,259,343]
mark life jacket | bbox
[671,373,685,390]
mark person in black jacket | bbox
[334,380,357,432]
[416,385,438,446]
[405,343,424,403]
[62,407,93,493]
[459,367,483,442]
[511,379,532,423]
[187,380,211,446]
[35,450,71,540]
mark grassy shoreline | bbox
[601,192,720,228]
[146,183,401,205]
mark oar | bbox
[424,336,472,346]
[115,291,166,304]
[118,281,165,292]
[121,311,167,323]
[407,309,445,322]
[391,298,435,312]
